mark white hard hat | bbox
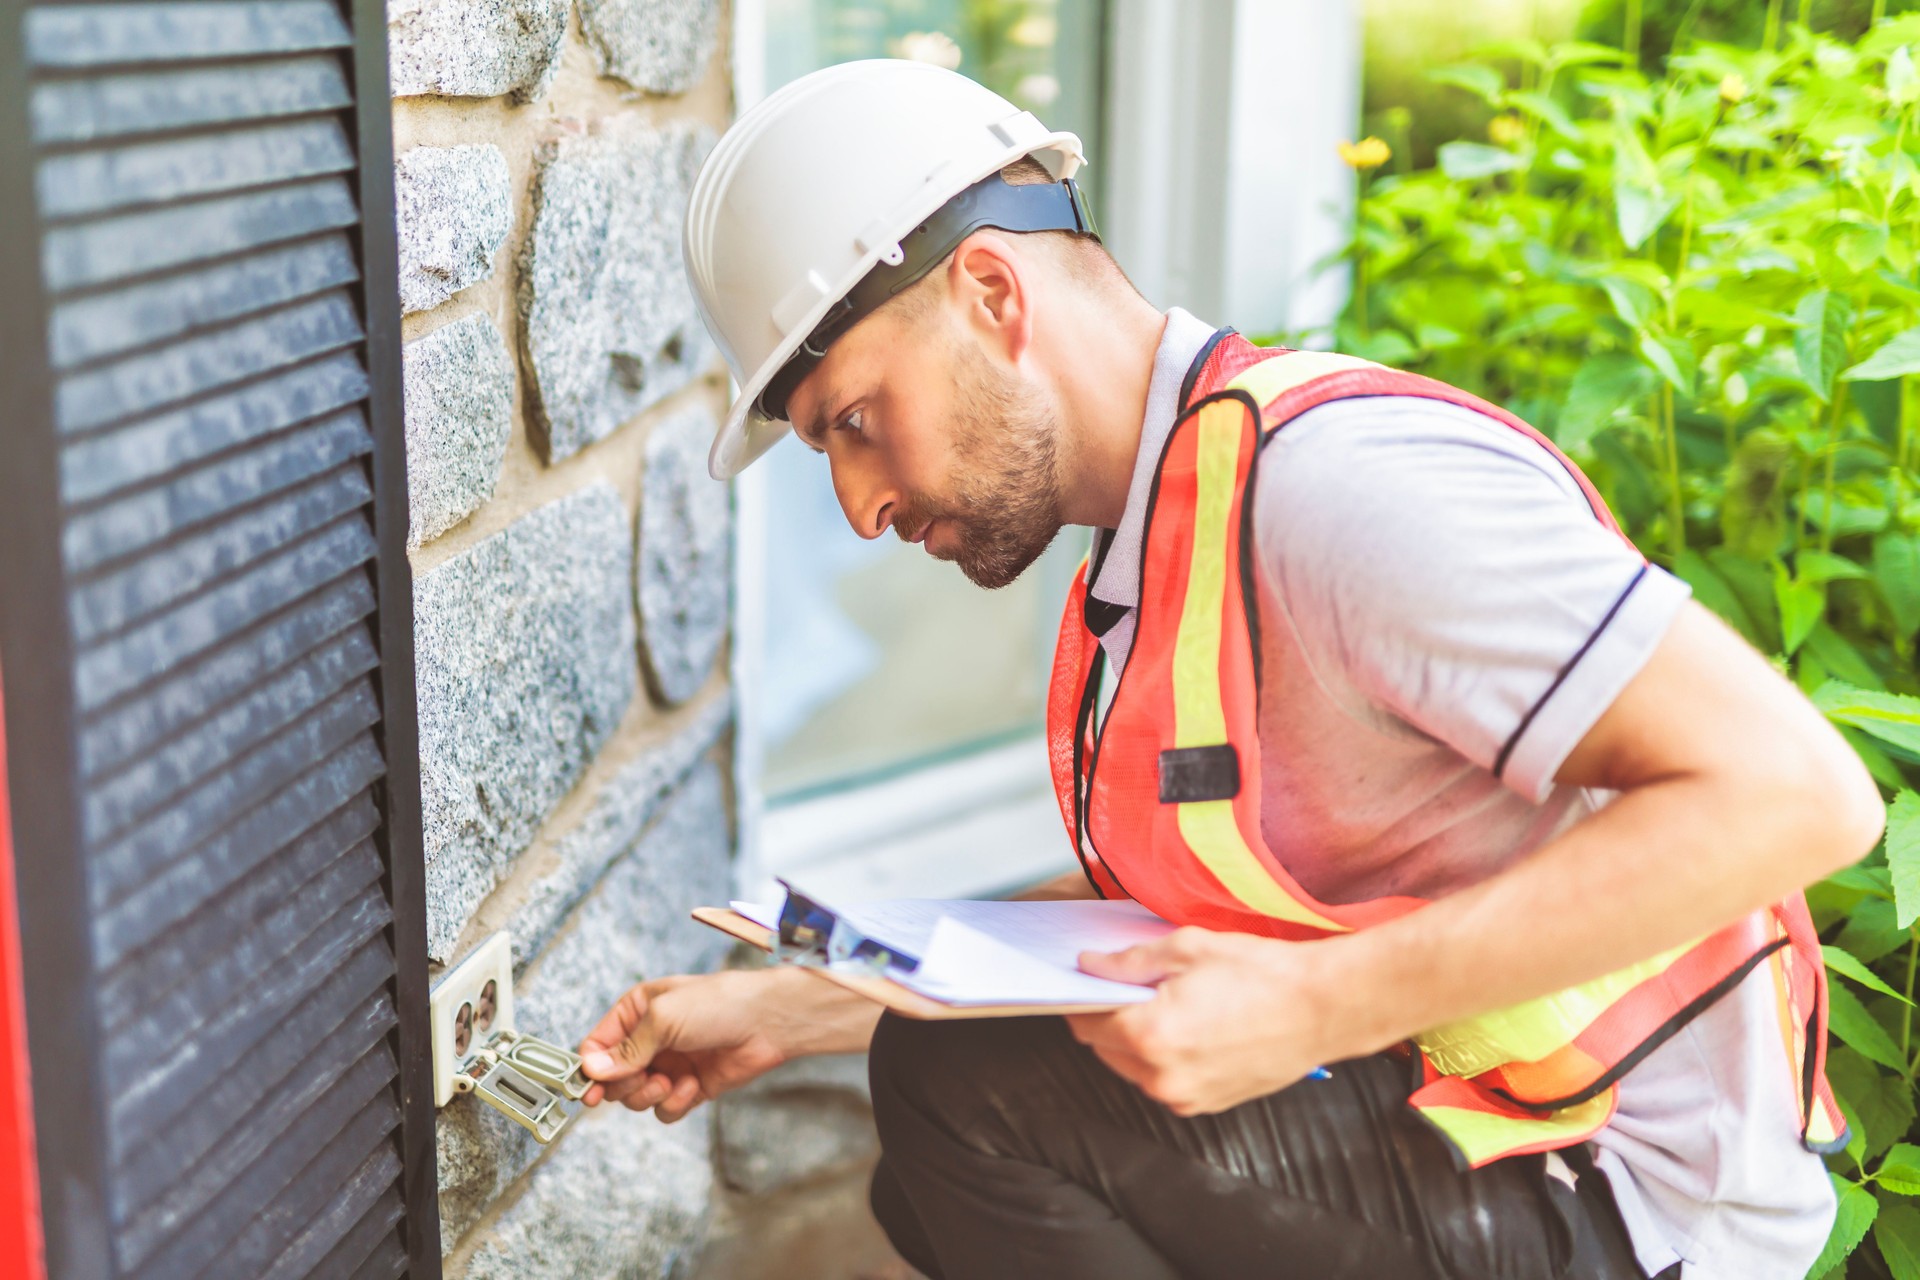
[683,59,1089,480]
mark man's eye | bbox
[836,408,864,435]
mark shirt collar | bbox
[1087,307,1219,611]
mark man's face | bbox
[784,299,1063,590]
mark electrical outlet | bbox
[430,931,516,1107]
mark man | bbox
[580,60,1886,1279]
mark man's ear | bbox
[945,231,1033,363]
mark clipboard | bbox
[691,906,1141,1019]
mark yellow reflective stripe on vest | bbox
[1414,940,1696,1078]
[1224,350,1382,407]
[1169,399,1346,933]
[1417,1092,1616,1170]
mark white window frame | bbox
[729,0,1360,904]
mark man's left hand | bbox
[1066,927,1334,1116]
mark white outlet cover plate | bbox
[430,931,517,1107]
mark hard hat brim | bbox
[704,128,1085,482]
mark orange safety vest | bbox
[1045,331,1850,1169]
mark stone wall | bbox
[386,1,741,1273]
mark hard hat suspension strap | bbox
[755,171,1100,421]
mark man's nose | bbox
[829,455,899,541]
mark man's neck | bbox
[1038,292,1169,530]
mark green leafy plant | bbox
[1295,14,1920,1276]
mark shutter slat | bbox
[55,292,363,434]
[218,1136,403,1280]
[347,1230,410,1280]
[106,840,382,1074]
[264,1160,405,1280]
[60,354,366,495]
[83,628,377,846]
[74,514,375,709]
[51,233,359,370]
[63,409,372,573]
[42,176,358,293]
[32,55,352,147]
[111,947,395,1201]
[107,882,392,1131]
[97,806,374,1032]
[77,576,373,778]
[93,746,382,964]
[91,680,379,888]
[26,2,353,69]
[70,464,370,644]
[37,117,354,220]
[309,1199,405,1280]
[127,1048,398,1274]
[120,975,394,1257]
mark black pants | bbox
[867,1012,1671,1280]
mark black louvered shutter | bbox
[0,1,439,1277]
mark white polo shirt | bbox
[1082,309,1835,1279]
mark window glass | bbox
[757,0,1104,800]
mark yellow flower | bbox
[1488,114,1526,146]
[1719,73,1748,105]
[1338,137,1391,170]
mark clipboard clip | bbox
[774,879,916,977]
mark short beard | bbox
[897,344,1063,590]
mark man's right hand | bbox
[577,965,883,1122]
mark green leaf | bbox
[1774,561,1825,656]
[1426,64,1506,105]
[1828,981,1907,1071]
[1558,354,1654,452]
[1721,431,1792,560]
[1891,45,1920,108]
[1890,791,1920,930]
[1675,550,1761,644]
[1796,289,1855,401]
[1883,1146,1920,1197]
[1796,550,1870,584]
[1837,896,1911,966]
[1814,683,1920,758]
[1830,1046,1918,1162]
[1825,945,1914,1005]
[1874,532,1920,642]
[1812,690,1920,759]
[1438,142,1526,180]
[1508,90,1582,141]
[1805,624,1887,692]
[1617,180,1678,251]
[1547,41,1626,70]
[1639,333,1697,395]
[1601,277,1659,330]
[1811,1175,1880,1276]
[1843,327,1920,382]
[1879,1201,1920,1280]
[1828,863,1895,897]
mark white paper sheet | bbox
[729,893,1175,1007]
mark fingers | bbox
[580,980,687,1082]
[578,986,652,1080]
[655,1073,707,1123]
[1076,927,1207,985]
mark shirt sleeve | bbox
[1251,395,1692,804]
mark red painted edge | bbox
[0,667,46,1280]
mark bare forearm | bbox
[762,963,886,1058]
[1309,767,1880,1063]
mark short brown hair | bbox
[994,155,1130,289]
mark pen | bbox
[1308,1067,1332,1081]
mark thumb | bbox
[1078,935,1190,986]
[579,985,670,1080]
